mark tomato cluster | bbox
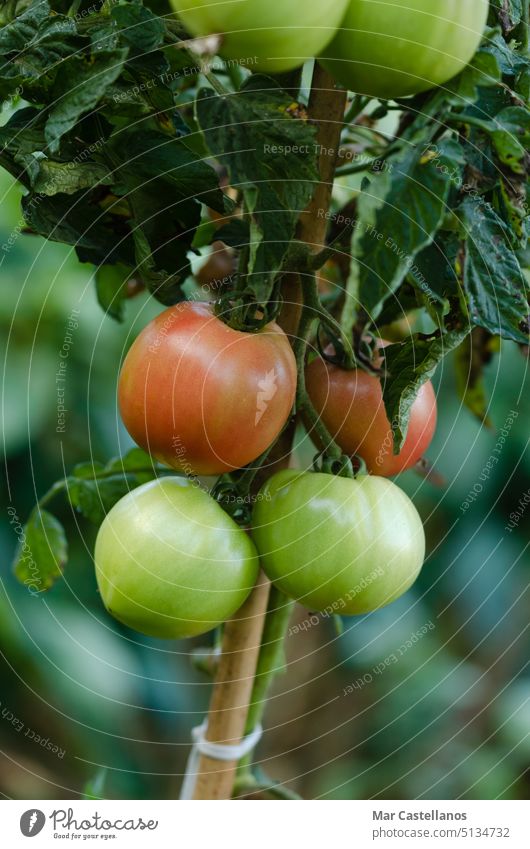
[94,296,434,639]
[170,0,488,99]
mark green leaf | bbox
[0,1,80,84]
[454,330,497,427]
[352,139,463,324]
[448,42,502,103]
[67,447,162,522]
[95,263,132,322]
[12,508,68,592]
[21,190,136,267]
[32,158,109,195]
[104,447,157,474]
[457,105,530,174]
[111,4,165,53]
[215,219,250,248]
[382,329,469,452]
[108,129,225,212]
[73,461,106,479]
[196,76,319,300]
[491,1,526,36]
[45,49,128,151]
[67,475,137,525]
[457,197,529,343]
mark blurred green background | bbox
[1,150,529,800]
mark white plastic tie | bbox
[180,721,263,800]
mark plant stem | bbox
[344,94,369,125]
[38,481,67,510]
[293,276,344,459]
[446,112,494,133]
[336,146,399,177]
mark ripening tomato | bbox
[305,344,437,476]
[252,470,425,614]
[320,0,489,99]
[170,0,350,74]
[95,478,259,639]
[118,301,297,475]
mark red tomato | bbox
[305,344,437,476]
[118,302,297,475]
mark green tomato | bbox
[95,478,259,639]
[320,0,489,99]
[252,471,425,615]
[170,0,350,74]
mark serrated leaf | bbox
[0,1,80,83]
[22,190,136,267]
[457,105,530,174]
[12,508,67,592]
[32,158,109,195]
[457,197,529,343]
[196,76,319,300]
[448,43,502,103]
[352,139,463,324]
[111,4,165,53]
[109,129,225,212]
[45,49,128,151]
[383,329,469,452]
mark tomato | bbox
[170,0,350,74]
[252,470,425,614]
[95,478,259,639]
[305,344,437,476]
[320,0,489,99]
[118,301,297,475]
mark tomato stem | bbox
[293,274,347,461]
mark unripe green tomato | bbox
[252,470,425,615]
[320,0,489,99]
[95,478,259,639]
[170,0,350,74]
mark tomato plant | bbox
[170,0,350,73]
[252,470,425,613]
[95,477,259,639]
[4,0,528,803]
[321,0,489,99]
[118,301,297,475]
[305,345,437,475]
